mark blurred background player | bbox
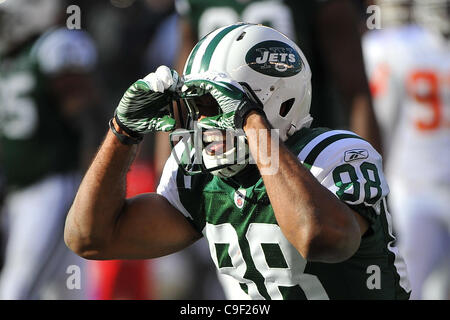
[0,0,100,299]
[362,0,450,299]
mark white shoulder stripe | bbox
[156,143,193,220]
[382,198,411,293]
[297,129,357,161]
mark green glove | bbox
[115,66,182,135]
[182,72,264,130]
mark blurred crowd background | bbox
[0,0,448,300]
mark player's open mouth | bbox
[203,130,232,156]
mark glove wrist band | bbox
[234,101,266,130]
[109,118,143,145]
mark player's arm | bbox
[243,112,368,263]
[64,67,202,260]
[316,0,382,153]
[64,121,200,260]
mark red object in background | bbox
[369,62,390,98]
[88,161,156,300]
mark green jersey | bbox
[157,128,411,299]
[176,0,347,129]
[0,28,97,188]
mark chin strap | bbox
[233,82,267,129]
[287,114,313,137]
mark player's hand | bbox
[182,72,264,130]
[114,65,182,135]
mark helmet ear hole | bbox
[279,98,295,117]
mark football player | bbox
[65,23,410,299]
[362,0,450,299]
[0,0,98,299]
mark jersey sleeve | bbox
[32,28,97,75]
[297,130,389,226]
[156,142,196,222]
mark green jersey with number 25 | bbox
[0,28,96,188]
[157,127,411,300]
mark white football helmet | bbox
[0,0,61,54]
[171,22,313,178]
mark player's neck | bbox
[224,164,260,189]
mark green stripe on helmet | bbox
[184,36,206,76]
[198,23,245,73]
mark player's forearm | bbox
[243,113,361,262]
[64,121,138,256]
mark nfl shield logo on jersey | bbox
[234,189,246,209]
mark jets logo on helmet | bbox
[245,40,303,77]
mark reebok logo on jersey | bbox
[344,149,369,162]
[234,189,246,209]
[245,40,302,77]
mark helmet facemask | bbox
[169,86,251,178]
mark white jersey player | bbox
[362,0,450,300]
